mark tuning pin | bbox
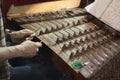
[62,41,70,50]
[59,30,69,39]
[63,18,74,27]
[77,46,83,53]
[76,38,81,44]
[91,32,97,38]
[30,23,40,29]
[47,22,58,30]
[39,22,52,32]
[64,50,73,60]
[21,24,38,32]
[70,40,76,46]
[50,20,63,29]
[88,42,94,48]
[44,22,57,31]
[93,41,98,46]
[83,44,89,51]
[76,25,87,34]
[86,34,92,41]
[44,33,59,45]
[71,48,78,57]
[66,10,75,16]
[65,29,75,38]
[96,30,105,36]
[36,23,50,34]
[54,32,64,42]
[70,27,80,36]
[70,18,79,25]
[81,36,87,42]
[56,20,68,27]
[88,22,100,30]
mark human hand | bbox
[10,29,35,43]
[16,40,42,58]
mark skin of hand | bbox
[0,40,42,61]
[17,40,42,58]
[10,29,35,43]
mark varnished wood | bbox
[7,0,81,18]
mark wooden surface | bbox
[7,0,81,18]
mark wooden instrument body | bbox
[9,8,120,80]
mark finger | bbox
[22,29,34,33]
[23,33,35,39]
[25,29,34,34]
[30,33,36,37]
[22,31,34,36]
[20,29,35,35]
[26,37,33,41]
[36,48,39,52]
[35,42,42,47]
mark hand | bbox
[17,40,42,58]
[10,29,35,43]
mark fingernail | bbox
[36,42,42,47]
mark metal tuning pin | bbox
[69,17,79,25]
[76,25,87,34]
[65,28,75,38]
[66,10,75,16]
[74,16,86,24]
[59,30,69,39]
[63,18,74,27]
[44,33,59,46]
[57,19,69,27]
[69,48,78,59]
[38,22,52,33]
[62,41,70,50]
[21,24,37,31]
[87,22,100,30]
[45,22,57,31]
[31,23,47,35]
[43,22,54,32]
[72,8,86,15]
[50,20,63,29]
[54,32,64,42]
[70,27,80,36]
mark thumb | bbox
[35,42,42,47]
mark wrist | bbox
[7,45,24,58]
